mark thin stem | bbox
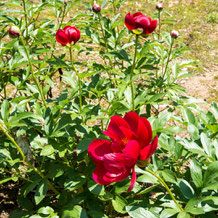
[146,168,184,212]
[97,13,116,82]
[112,0,120,40]
[158,11,161,40]
[0,121,59,195]
[22,0,28,39]
[19,36,47,108]
[162,38,174,79]
[69,46,83,119]
[130,35,138,111]
[58,4,66,29]
[97,13,108,50]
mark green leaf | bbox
[34,179,48,205]
[40,144,55,156]
[112,196,127,214]
[1,99,9,122]
[203,161,218,185]
[0,177,18,185]
[178,179,195,199]
[182,109,196,125]
[0,148,11,159]
[38,206,55,215]
[190,159,203,188]
[137,184,159,195]
[162,169,177,183]
[187,124,199,140]
[211,102,218,119]
[200,133,213,157]
[162,126,184,134]
[101,0,108,9]
[126,206,156,218]
[160,208,179,218]
[88,180,105,196]
[177,212,191,218]
[62,205,88,218]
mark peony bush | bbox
[0,0,217,217]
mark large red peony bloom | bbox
[125,12,157,35]
[88,111,158,192]
[56,26,80,45]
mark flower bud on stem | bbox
[19,36,47,108]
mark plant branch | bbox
[69,46,83,121]
[146,168,184,212]
[162,38,174,79]
[130,34,138,111]
[19,36,47,108]
[0,121,59,195]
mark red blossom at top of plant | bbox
[88,111,158,192]
[56,26,80,45]
[125,12,157,35]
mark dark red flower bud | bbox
[56,26,80,45]
[125,12,157,35]
[9,26,20,38]
[92,4,101,13]
[171,30,179,39]
[64,0,68,4]
[156,3,164,10]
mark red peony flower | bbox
[88,111,158,192]
[56,26,80,45]
[125,12,157,35]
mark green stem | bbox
[58,4,66,29]
[130,35,138,111]
[158,11,161,40]
[97,13,108,50]
[22,0,28,39]
[146,168,184,212]
[162,38,174,79]
[0,121,59,195]
[69,46,83,119]
[19,36,47,108]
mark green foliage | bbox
[0,0,217,217]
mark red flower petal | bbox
[64,26,80,44]
[148,20,157,34]
[103,153,126,173]
[107,115,130,140]
[132,12,143,17]
[134,14,150,30]
[139,135,158,160]
[93,164,131,185]
[93,165,111,185]
[88,139,112,164]
[124,111,140,135]
[127,167,136,192]
[123,140,140,167]
[140,117,152,145]
[125,13,137,30]
[56,29,69,45]
[104,167,131,183]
